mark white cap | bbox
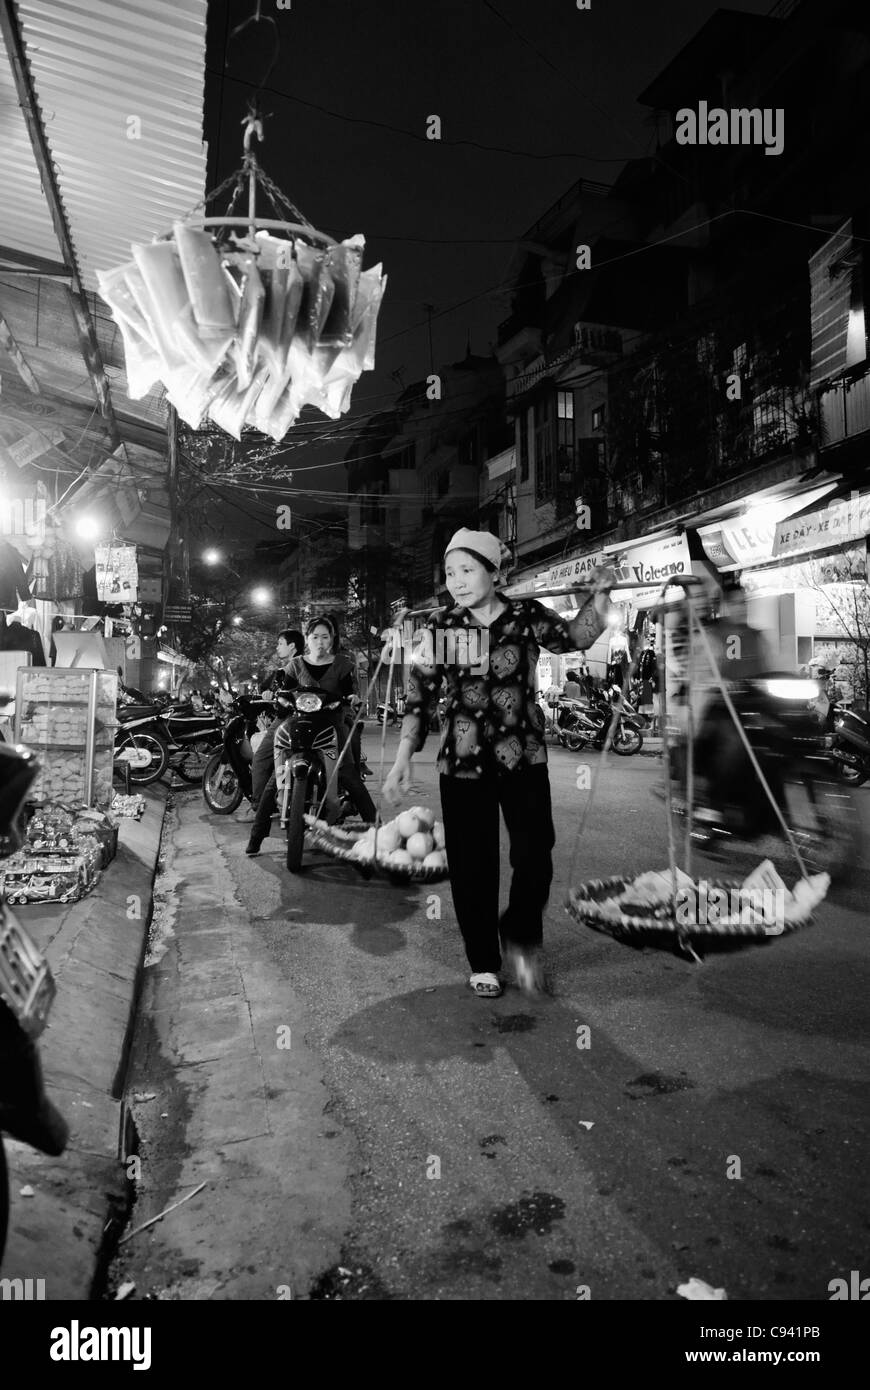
[444,527,502,570]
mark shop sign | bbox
[741,546,866,594]
[0,424,65,470]
[717,518,776,566]
[773,493,870,558]
[163,605,192,623]
[610,533,692,587]
[699,528,734,568]
[545,551,607,586]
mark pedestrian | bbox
[246,617,376,855]
[382,527,613,997]
[563,670,584,702]
[250,628,305,818]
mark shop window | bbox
[534,396,555,506]
[518,409,530,483]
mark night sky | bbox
[203,0,774,535]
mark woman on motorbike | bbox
[246,617,376,854]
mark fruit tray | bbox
[566,874,813,945]
[303,815,451,883]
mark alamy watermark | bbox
[382,620,489,673]
[675,102,784,157]
[675,880,785,934]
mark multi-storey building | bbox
[493,0,870,682]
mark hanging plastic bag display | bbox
[97,224,386,443]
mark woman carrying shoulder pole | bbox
[382,528,613,997]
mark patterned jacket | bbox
[400,594,606,778]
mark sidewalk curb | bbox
[1,783,169,1300]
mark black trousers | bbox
[439,764,556,975]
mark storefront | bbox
[696,489,870,675]
[507,530,704,693]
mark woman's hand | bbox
[382,747,413,805]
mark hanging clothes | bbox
[0,540,32,610]
[1,617,46,665]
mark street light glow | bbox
[251,586,271,606]
[232,615,243,626]
[74,515,101,541]
[203,548,222,566]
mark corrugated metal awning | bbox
[0,0,208,293]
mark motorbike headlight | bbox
[295,693,322,713]
[762,678,820,701]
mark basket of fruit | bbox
[566,866,828,945]
[303,806,449,882]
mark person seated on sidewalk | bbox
[249,628,305,819]
[246,617,376,855]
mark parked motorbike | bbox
[157,700,225,783]
[825,701,870,786]
[202,696,273,814]
[555,693,644,755]
[114,697,170,786]
[670,673,857,878]
[376,690,406,726]
[274,687,353,872]
[0,735,69,1264]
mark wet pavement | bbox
[108,736,870,1300]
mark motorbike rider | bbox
[249,629,305,821]
[691,578,768,822]
[246,617,376,855]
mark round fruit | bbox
[422,850,447,869]
[396,810,423,839]
[388,848,413,866]
[374,823,402,853]
[405,831,434,860]
[409,805,435,829]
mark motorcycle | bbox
[0,735,69,1264]
[274,687,353,873]
[202,695,274,814]
[114,696,170,786]
[668,673,857,879]
[556,692,644,755]
[825,701,870,786]
[157,700,226,784]
[376,690,406,726]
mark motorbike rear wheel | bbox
[115,730,169,785]
[563,730,586,752]
[832,748,867,786]
[174,739,221,784]
[202,750,244,814]
[285,775,308,873]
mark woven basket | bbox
[566,874,811,944]
[303,815,450,883]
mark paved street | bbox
[110,732,870,1301]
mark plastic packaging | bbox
[99,220,385,442]
[173,221,237,341]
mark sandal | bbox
[469,972,502,998]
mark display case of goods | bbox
[13,668,118,809]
